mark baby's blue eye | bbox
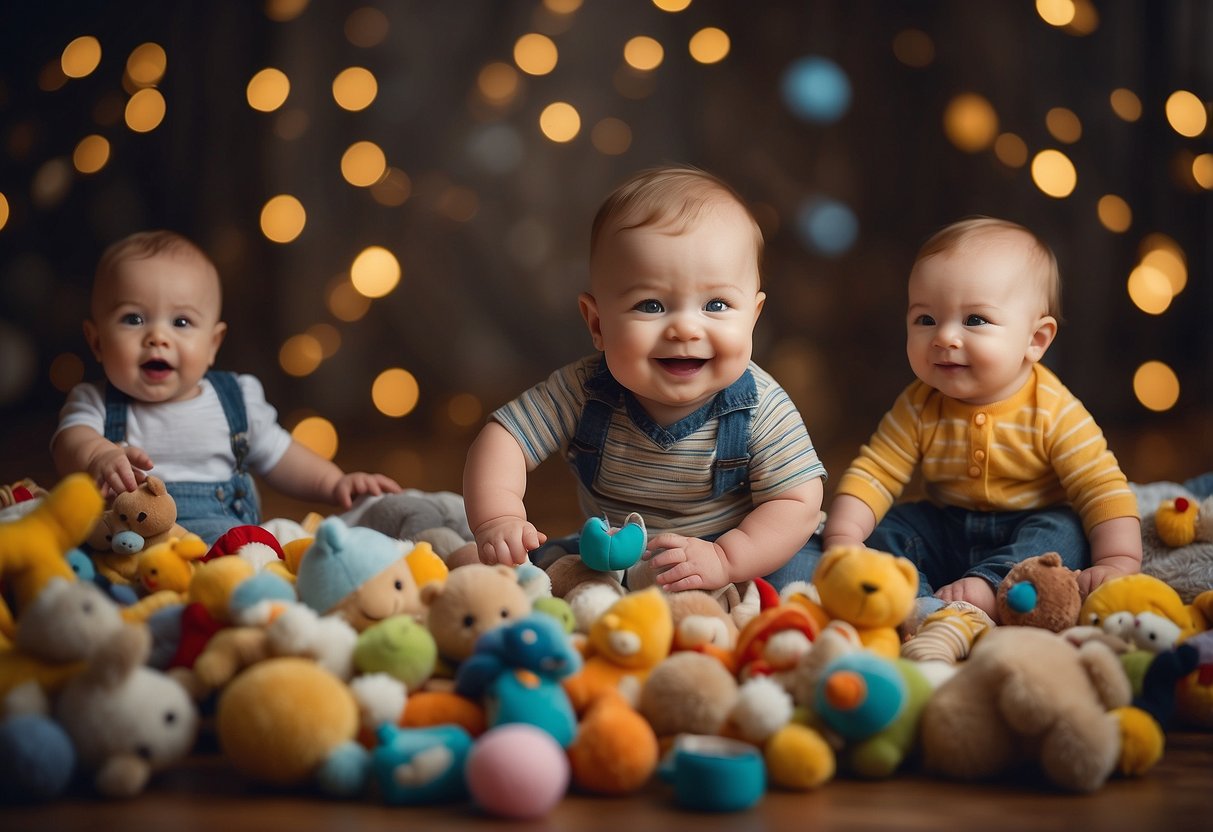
[965,314,989,326]
[120,313,144,326]
[705,299,728,312]
[636,299,664,313]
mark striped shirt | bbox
[836,364,1138,534]
[492,355,826,538]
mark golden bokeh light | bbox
[592,117,632,155]
[126,43,167,87]
[437,186,479,222]
[247,68,291,112]
[652,0,692,11]
[540,101,581,142]
[260,194,307,243]
[1133,362,1180,412]
[1030,149,1077,198]
[1065,0,1099,34]
[370,167,412,206]
[31,159,72,209]
[689,27,730,64]
[993,133,1028,168]
[0,192,9,231]
[478,62,520,106]
[372,368,420,418]
[341,140,387,187]
[1109,88,1142,122]
[1036,0,1075,27]
[943,93,999,153]
[327,278,371,322]
[1194,154,1213,189]
[1045,107,1082,143]
[38,61,68,92]
[307,323,341,358]
[1165,90,1207,138]
[291,416,338,460]
[125,88,166,132]
[266,0,310,23]
[514,33,558,76]
[61,36,102,78]
[72,134,110,174]
[332,67,378,111]
[545,0,583,13]
[279,334,324,377]
[1141,246,1187,295]
[49,352,85,393]
[1127,264,1172,315]
[351,246,401,298]
[345,6,389,48]
[624,36,664,71]
[447,393,483,428]
[892,28,934,67]
[1096,194,1131,233]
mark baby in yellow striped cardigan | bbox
[822,217,1141,622]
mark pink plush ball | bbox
[465,724,570,819]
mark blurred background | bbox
[1,0,1210,529]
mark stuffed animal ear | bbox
[146,476,168,498]
[82,624,151,690]
[813,547,848,583]
[421,582,445,607]
[892,556,919,594]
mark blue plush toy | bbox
[371,723,472,805]
[0,713,76,802]
[455,613,582,747]
[579,513,647,572]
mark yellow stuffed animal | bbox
[136,534,210,594]
[809,545,919,659]
[0,473,103,642]
[1078,573,1212,644]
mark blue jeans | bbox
[863,503,1089,596]
[168,473,260,547]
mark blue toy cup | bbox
[659,734,765,812]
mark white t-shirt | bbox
[53,374,293,483]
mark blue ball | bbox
[781,56,851,124]
[0,715,77,802]
[796,197,859,257]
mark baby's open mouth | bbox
[141,359,173,375]
[658,357,707,375]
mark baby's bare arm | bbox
[462,422,545,566]
[1077,515,1142,596]
[263,441,400,509]
[821,493,878,551]
[52,424,152,496]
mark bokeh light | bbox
[1045,107,1081,143]
[943,93,998,152]
[436,186,479,222]
[61,35,102,78]
[447,393,483,428]
[1165,90,1207,138]
[514,33,558,76]
[370,167,412,206]
[892,28,934,67]
[591,117,632,155]
[350,246,401,298]
[72,134,110,174]
[326,277,372,322]
[1193,154,1213,189]
[1109,88,1142,122]
[260,194,307,243]
[1065,0,1100,34]
[341,140,387,187]
[1133,362,1180,412]
[652,0,691,11]
[1036,0,1076,27]
[0,192,9,231]
[307,323,341,358]
[332,67,378,111]
[624,36,664,71]
[795,197,858,257]
[539,102,581,142]
[291,416,338,460]
[32,159,72,209]
[372,368,420,418]
[1140,244,1187,295]
[467,124,524,174]
[545,0,582,12]
[279,333,324,376]
[1127,264,1172,315]
[266,0,310,23]
[247,68,291,112]
[993,133,1028,167]
[689,28,729,64]
[0,323,37,405]
[1096,194,1131,233]
[126,43,167,87]
[125,88,166,132]
[1030,149,1077,198]
[478,62,520,106]
[49,352,85,393]
[781,56,851,124]
[345,6,389,48]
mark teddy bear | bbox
[806,545,919,659]
[295,516,425,632]
[0,472,103,643]
[421,563,534,681]
[919,626,1137,792]
[1129,476,1213,603]
[995,552,1081,632]
[87,476,190,585]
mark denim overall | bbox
[104,370,260,546]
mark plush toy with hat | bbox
[87,476,189,585]
[203,524,285,573]
[295,516,424,632]
[1130,476,1213,603]
[996,552,1082,632]
[808,545,918,659]
[0,472,103,642]
[421,563,534,680]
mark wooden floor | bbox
[5,731,1211,831]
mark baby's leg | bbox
[934,576,998,621]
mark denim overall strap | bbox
[710,369,755,498]
[205,370,251,474]
[103,383,131,443]
[568,359,623,491]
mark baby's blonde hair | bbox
[94,230,220,311]
[913,216,1062,320]
[590,165,764,282]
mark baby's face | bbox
[581,200,765,426]
[84,251,227,405]
[906,232,1055,405]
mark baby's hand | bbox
[644,533,730,592]
[92,444,152,498]
[332,472,402,509]
[474,516,546,566]
[1077,557,1139,598]
[935,577,997,621]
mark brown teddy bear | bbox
[87,476,189,584]
[421,563,533,681]
[995,552,1081,632]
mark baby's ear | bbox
[83,319,103,361]
[208,320,228,364]
[1027,315,1057,362]
[578,293,603,351]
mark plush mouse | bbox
[809,546,918,659]
[87,476,189,584]
[996,552,1081,632]
[421,563,533,678]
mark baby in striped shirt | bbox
[821,217,1141,621]
[459,166,827,595]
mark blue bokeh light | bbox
[781,56,852,124]
[795,197,859,257]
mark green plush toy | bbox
[352,615,438,692]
